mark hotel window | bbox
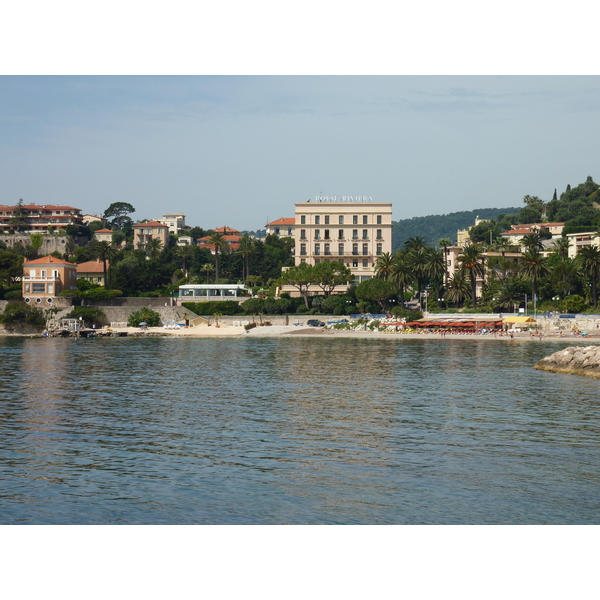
[362,229,368,240]
[324,243,331,255]
[324,229,330,240]
[352,243,358,255]
[352,259,358,268]
[362,243,368,255]
[376,229,382,240]
[339,215,344,224]
[352,229,358,240]
[363,259,369,268]
[363,215,368,224]
[287,227,292,235]
[353,215,358,224]
[377,215,382,224]
[314,229,320,240]
[300,229,306,240]
[325,215,330,225]
[338,229,344,239]
[376,243,383,255]
[338,243,344,255]
[314,244,320,255]
[274,228,280,235]
[300,243,307,256]
[315,215,320,224]
[300,215,306,224]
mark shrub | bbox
[4,290,23,300]
[0,301,45,329]
[182,300,243,316]
[128,307,161,327]
[83,288,123,301]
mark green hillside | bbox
[392,207,520,251]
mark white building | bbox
[293,197,393,285]
[156,213,188,234]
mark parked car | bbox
[307,319,325,327]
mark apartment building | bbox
[0,203,83,233]
[133,221,169,250]
[294,199,393,284]
[155,213,189,235]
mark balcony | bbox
[22,275,60,282]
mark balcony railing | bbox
[22,276,60,282]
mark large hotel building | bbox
[294,197,393,284]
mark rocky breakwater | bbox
[534,345,600,378]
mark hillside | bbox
[391,207,520,251]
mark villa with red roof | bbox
[22,255,78,303]
[197,226,242,252]
[266,217,295,238]
[76,259,109,286]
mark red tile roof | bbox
[95,228,113,233]
[266,217,295,226]
[133,221,168,228]
[212,226,241,234]
[77,260,108,273]
[23,255,77,266]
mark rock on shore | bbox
[534,346,600,378]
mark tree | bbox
[437,238,453,286]
[202,262,215,284]
[8,199,29,232]
[0,249,23,287]
[404,236,427,252]
[238,233,255,281]
[519,248,548,304]
[375,252,395,280]
[457,244,485,308]
[312,261,352,297]
[207,233,229,283]
[279,263,314,310]
[89,239,117,289]
[103,202,135,231]
[146,237,164,260]
[520,232,543,252]
[29,233,44,259]
[423,248,446,308]
[550,237,570,262]
[389,252,412,305]
[355,278,395,312]
[176,244,194,280]
[128,307,161,327]
[577,245,600,310]
[406,246,428,309]
[444,273,470,307]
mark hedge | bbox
[181,300,244,316]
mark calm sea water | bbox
[1,335,599,524]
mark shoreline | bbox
[3,324,598,343]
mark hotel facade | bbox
[293,198,393,284]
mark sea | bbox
[1,335,599,525]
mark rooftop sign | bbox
[314,195,373,202]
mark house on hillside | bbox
[77,260,109,286]
[22,255,78,304]
[197,226,242,252]
[266,217,295,238]
[133,221,169,250]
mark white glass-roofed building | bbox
[178,284,248,299]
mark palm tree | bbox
[176,244,194,280]
[551,237,570,262]
[520,232,543,252]
[457,244,485,308]
[445,273,470,307]
[404,236,427,252]
[389,252,412,306]
[551,258,579,299]
[406,246,428,309]
[375,252,395,280]
[437,238,452,286]
[238,233,254,281]
[519,248,548,305]
[90,239,117,289]
[424,248,446,308]
[207,233,229,283]
[495,278,525,311]
[146,237,163,260]
[577,245,600,310]
[202,262,215,284]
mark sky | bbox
[3,75,600,232]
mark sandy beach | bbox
[89,324,600,342]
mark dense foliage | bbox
[0,301,45,329]
[182,301,244,316]
[64,306,107,327]
[128,307,161,327]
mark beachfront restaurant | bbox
[178,284,248,300]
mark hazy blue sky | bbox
[2,76,600,230]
